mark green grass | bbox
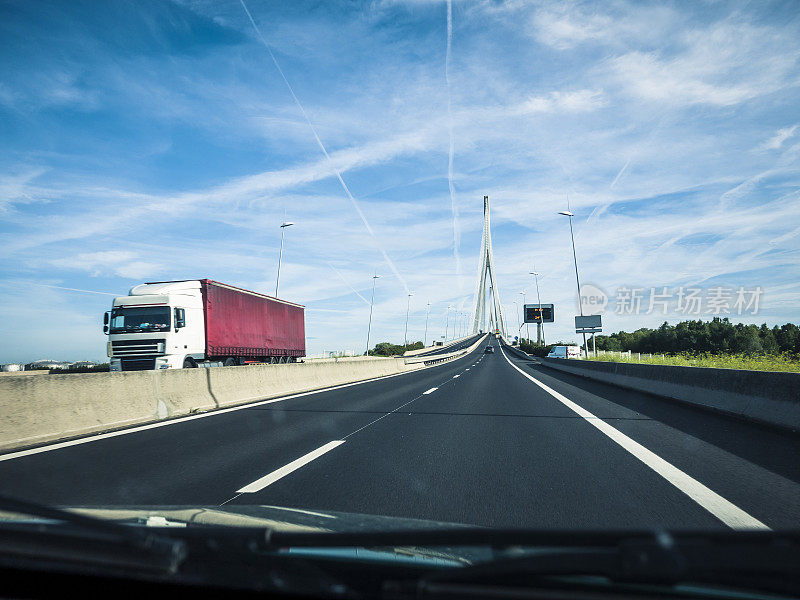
[586,351,800,372]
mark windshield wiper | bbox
[417,532,800,597]
[266,528,800,596]
[0,494,186,574]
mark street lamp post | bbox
[366,274,380,355]
[513,301,520,337]
[275,221,294,297]
[519,291,529,343]
[424,301,431,346]
[530,271,546,346]
[445,305,452,340]
[404,292,414,347]
[558,210,588,358]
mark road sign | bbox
[524,303,554,323]
[575,314,602,333]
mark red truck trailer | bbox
[106,279,305,370]
[202,279,305,363]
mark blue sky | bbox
[1,0,799,362]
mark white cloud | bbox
[759,125,798,151]
[532,8,613,50]
[531,3,679,50]
[601,19,800,107]
[0,168,48,211]
[606,51,757,107]
[513,90,606,114]
[50,251,162,279]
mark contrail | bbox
[34,283,117,296]
[327,263,370,305]
[239,0,408,293]
[609,116,668,191]
[445,0,462,284]
[588,158,631,222]
[610,158,630,189]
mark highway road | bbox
[2,337,800,530]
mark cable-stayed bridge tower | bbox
[471,196,506,337]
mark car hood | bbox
[0,504,489,565]
[60,504,473,532]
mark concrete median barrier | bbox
[0,353,449,453]
[536,356,800,432]
[502,344,534,361]
[208,357,422,408]
[0,371,161,452]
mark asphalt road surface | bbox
[3,337,800,530]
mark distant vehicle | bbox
[433,340,444,346]
[546,345,582,359]
[104,279,305,371]
[484,346,494,354]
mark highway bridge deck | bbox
[2,338,798,530]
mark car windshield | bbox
[109,307,170,333]
[1,0,799,596]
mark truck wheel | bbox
[223,357,236,367]
[183,357,197,368]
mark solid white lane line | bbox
[423,387,438,395]
[237,440,344,493]
[499,348,769,531]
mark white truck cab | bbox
[546,345,582,359]
[105,281,205,371]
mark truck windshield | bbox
[109,307,170,333]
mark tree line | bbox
[367,341,424,356]
[520,318,799,356]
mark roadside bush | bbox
[367,341,424,356]
[593,318,799,356]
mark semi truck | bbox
[104,279,305,371]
